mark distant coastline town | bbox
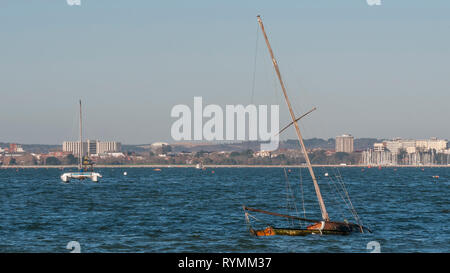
[0,135,449,167]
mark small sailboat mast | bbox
[79,99,83,170]
[61,100,102,182]
[256,15,329,221]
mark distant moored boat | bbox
[61,100,102,183]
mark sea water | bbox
[0,167,448,252]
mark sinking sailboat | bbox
[243,16,371,236]
[61,100,102,183]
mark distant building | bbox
[401,140,416,151]
[406,146,416,154]
[92,152,125,159]
[335,134,354,153]
[96,141,121,154]
[87,140,97,155]
[150,142,171,155]
[63,140,121,156]
[9,143,17,153]
[62,141,88,156]
[7,143,24,153]
[254,150,271,158]
[415,138,447,152]
[384,140,402,154]
[106,152,125,158]
[151,142,169,149]
[384,139,415,154]
[383,138,447,154]
[362,137,449,166]
[373,143,385,152]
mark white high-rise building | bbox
[62,141,88,156]
[383,138,448,154]
[96,141,121,154]
[335,134,354,153]
[373,143,385,152]
[416,138,447,152]
[87,140,97,155]
[63,140,121,155]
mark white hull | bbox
[61,172,102,182]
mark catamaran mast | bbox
[79,100,82,170]
[257,15,330,221]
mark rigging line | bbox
[298,167,307,227]
[250,22,259,105]
[288,172,300,222]
[328,169,356,220]
[284,57,313,127]
[246,23,260,152]
[328,168,360,224]
[244,206,321,223]
[283,168,300,227]
[261,38,282,114]
[334,170,359,216]
[331,167,359,222]
[325,168,354,218]
[284,168,291,227]
[334,167,364,227]
[276,60,304,118]
[283,168,293,227]
[244,205,274,228]
[259,32,277,104]
[272,54,312,142]
[271,64,282,111]
[320,167,348,221]
[244,211,252,231]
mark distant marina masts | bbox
[362,137,450,166]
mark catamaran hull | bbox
[61,172,102,182]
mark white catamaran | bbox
[61,100,102,183]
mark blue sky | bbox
[0,0,449,144]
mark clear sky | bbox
[0,0,449,144]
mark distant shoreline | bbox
[1,164,449,169]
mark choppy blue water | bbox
[0,167,448,253]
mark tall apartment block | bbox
[335,134,354,153]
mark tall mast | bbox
[79,99,82,170]
[257,15,329,221]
